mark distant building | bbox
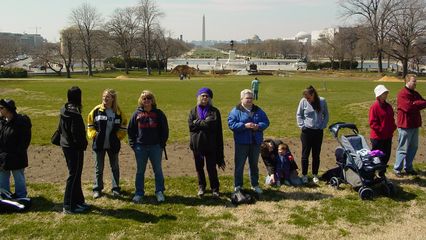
[0,32,46,51]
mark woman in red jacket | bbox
[369,85,396,175]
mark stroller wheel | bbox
[329,177,340,189]
[358,187,374,200]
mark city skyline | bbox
[0,0,346,43]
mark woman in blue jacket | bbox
[228,89,269,194]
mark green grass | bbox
[1,71,426,239]
[3,71,423,144]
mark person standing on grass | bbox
[87,89,127,199]
[0,99,31,198]
[128,90,169,203]
[369,85,397,176]
[188,87,225,198]
[59,87,89,214]
[296,85,329,184]
[394,74,426,177]
[228,89,269,195]
[251,77,260,100]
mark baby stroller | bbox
[328,122,394,200]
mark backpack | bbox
[231,189,255,205]
[0,188,31,212]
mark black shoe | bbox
[63,208,74,214]
[212,191,220,198]
[405,169,418,176]
[76,203,91,211]
[112,190,121,197]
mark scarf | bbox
[197,105,210,120]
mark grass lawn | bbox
[1,71,426,239]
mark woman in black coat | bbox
[0,99,32,198]
[58,86,89,214]
[188,88,225,197]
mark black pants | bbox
[63,147,85,210]
[300,128,323,176]
[193,152,219,192]
[371,138,392,174]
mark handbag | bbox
[51,130,60,146]
[51,121,61,146]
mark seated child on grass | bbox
[262,142,302,186]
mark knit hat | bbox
[196,87,213,99]
[67,86,82,106]
[0,99,17,113]
[374,85,389,98]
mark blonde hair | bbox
[405,74,416,83]
[103,88,119,113]
[240,89,253,99]
[138,90,157,108]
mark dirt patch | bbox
[115,75,129,79]
[26,137,426,186]
[376,76,403,82]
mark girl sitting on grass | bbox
[261,140,302,187]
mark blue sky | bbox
[0,0,344,42]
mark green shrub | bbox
[0,67,28,78]
[307,61,358,70]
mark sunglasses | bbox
[142,96,152,100]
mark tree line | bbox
[18,0,191,78]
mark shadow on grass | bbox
[90,205,168,223]
[136,194,230,207]
[262,188,333,202]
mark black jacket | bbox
[0,113,32,170]
[261,139,298,175]
[59,103,88,151]
[188,106,225,166]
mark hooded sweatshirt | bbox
[59,103,88,150]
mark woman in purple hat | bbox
[188,87,225,197]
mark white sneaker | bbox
[156,191,165,202]
[313,175,320,184]
[132,195,143,203]
[251,186,263,194]
[302,175,309,184]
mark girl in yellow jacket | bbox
[87,89,127,199]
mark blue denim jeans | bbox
[394,128,419,172]
[133,144,165,196]
[0,168,27,198]
[234,143,260,189]
[93,149,120,192]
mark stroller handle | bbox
[329,122,359,138]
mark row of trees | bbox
[214,0,425,76]
[340,0,426,77]
[34,0,190,78]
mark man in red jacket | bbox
[394,74,426,177]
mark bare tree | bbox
[106,7,141,74]
[385,0,426,78]
[340,0,401,72]
[60,27,81,78]
[137,0,164,75]
[70,3,103,76]
[32,42,64,75]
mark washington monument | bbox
[202,14,206,44]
